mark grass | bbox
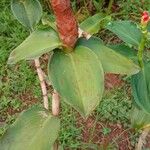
[0,0,42,135]
[0,0,149,149]
[59,102,82,149]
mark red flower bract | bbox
[50,0,78,49]
[141,11,149,25]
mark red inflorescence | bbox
[50,0,78,49]
[141,11,150,25]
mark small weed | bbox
[96,87,132,126]
[102,127,111,136]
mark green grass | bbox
[59,102,82,149]
[0,0,42,134]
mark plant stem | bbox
[34,58,49,110]
[52,90,60,149]
[136,128,150,150]
[52,90,60,116]
[48,53,60,116]
[106,0,114,15]
[29,29,49,110]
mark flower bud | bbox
[50,0,78,49]
[141,11,150,26]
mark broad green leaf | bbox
[48,46,104,117]
[78,37,140,75]
[0,106,60,150]
[106,21,142,47]
[131,61,150,114]
[11,0,42,30]
[8,28,62,64]
[131,106,150,130]
[108,44,137,61]
[80,13,111,35]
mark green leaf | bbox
[108,44,137,61]
[48,46,104,117]
[8,28,62,64]
[131,61,150,114]
[0,106,60,150]
[78,37,140,75]
[11,0,42,30]
[80,13,111,35]
[131,106,150,130]
[106,21,142,47]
